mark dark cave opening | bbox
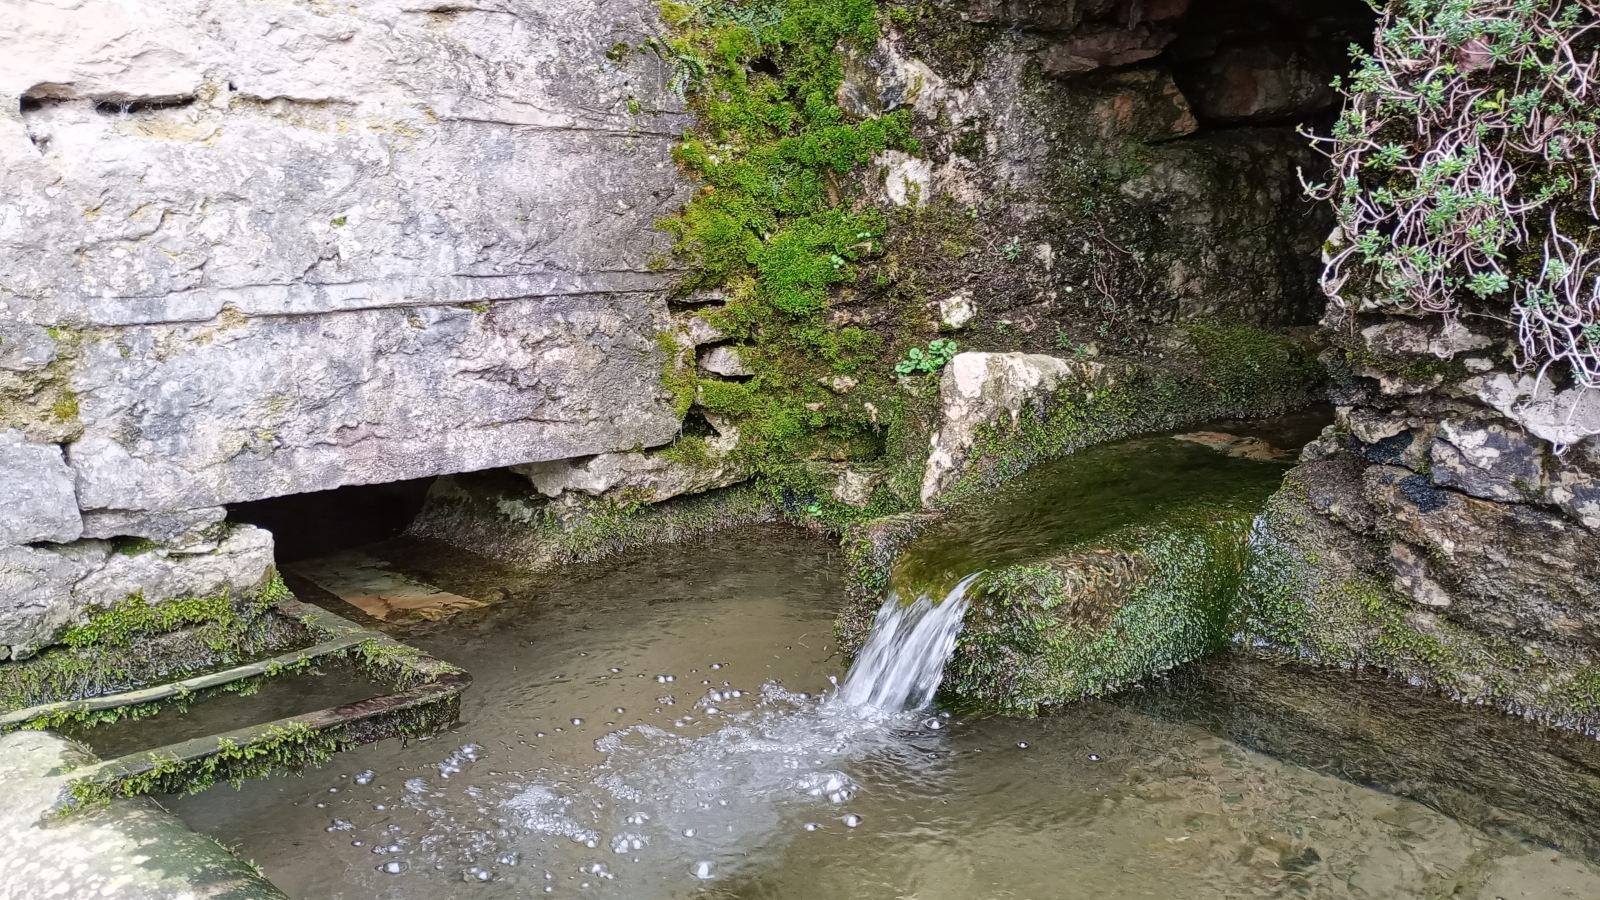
[227,476,437,564]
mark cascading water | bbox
[835,573,981,712]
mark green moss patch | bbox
[948,510,1253,714]
[0,574,297,713]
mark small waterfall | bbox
[836,573,981,712]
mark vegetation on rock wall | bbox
[648,0,925,520]
[1235,459,1600,732]
[1313,0,1600,412]
[0,573,295,712]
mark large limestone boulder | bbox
[921,352,1091,505]
[1,0,693,527]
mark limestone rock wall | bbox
[0,0,693,650]
[1241,265,1600,727]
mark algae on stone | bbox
[842,432,1301,712]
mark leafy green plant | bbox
[895,338,959,376]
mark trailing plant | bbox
[894,338,959,375]
[1309,0,1600,433]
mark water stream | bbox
[149,523,1600,900]
[835,574,980,713]
[127,415,1600,898]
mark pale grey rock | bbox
[79,505,226,542]
[939,292,974,330]
[0,525,272,652]
[922,352,1097,505]
[1358,319,1493,361]
[831,469,883,508]
[66,299,681,512]
[822,375,859,394]
[3,0,694,520]
[0,540,109,654]
[877,150,933,207]
[676,312,726,347]
[1430,419,1543,503]
[700,345,752,378]
[1478,374,1600,448]
[3,0,691,323]
[0,321,56,372]
[71,523,275,609]
[0,430,81,544]
[512,416,745,505]
[0,730,286,900]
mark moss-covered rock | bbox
[842,430,1303,712]
[0,571,296,713]
[1237,455,1600,732]
[947,507,1253,713]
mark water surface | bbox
[162,526,1600,900]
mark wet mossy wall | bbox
[626,0,1348,527]
[0,572,294,713]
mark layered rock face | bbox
[1,0,1367,661]
[0,0,691,654]
[1240,308,1600,727]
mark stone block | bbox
[1430,419,1543,503]
[79,506,227,543]
[0,730,285,899]
[65,300,682,513]
[699,346,752,378]
[0,540,110,654]
[0,430,81,545]
[0,525,274,654]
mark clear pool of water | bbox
[159,526,1600,900]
